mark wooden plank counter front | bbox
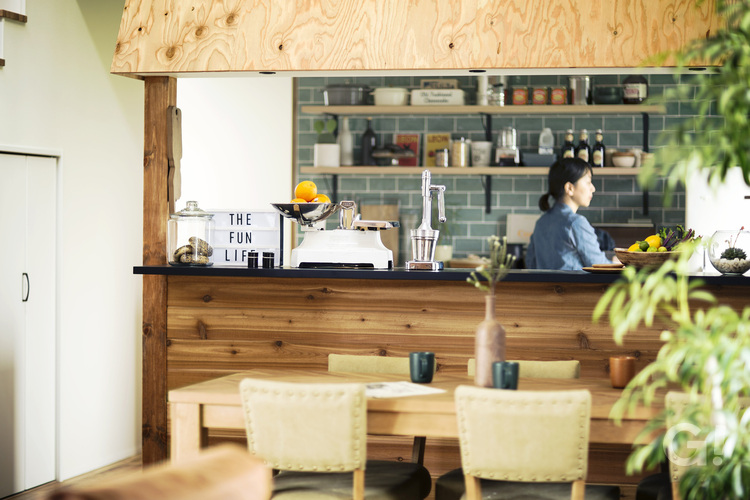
[135,266,750,487]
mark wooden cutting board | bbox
[360,204,400,265]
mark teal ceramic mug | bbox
[492,361,519,389]
[409,352,435,383]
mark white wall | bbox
[0,0,144,480]
[0,0,294,481]
[177,78,293,263]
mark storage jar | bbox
[167,201,215,266]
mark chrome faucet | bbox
[406,170,447,270]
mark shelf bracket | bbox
[481,113,493,142]
[641,112,650,216]
[332,174,339,203]
[484,175,492,214]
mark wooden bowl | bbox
[614,247,682,269]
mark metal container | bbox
[569,76,591,105]
[322,83,372,105]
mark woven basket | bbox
[614,247,682,269]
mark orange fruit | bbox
[313,194,331,203]
[294,181,317,202]
[290,198,307,203]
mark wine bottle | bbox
[360,117,377,166]
[591,129,605,167]
[576,129,591,164]
[561,129,576,159]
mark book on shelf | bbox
[393,133,420,166]
[423,133,451,167]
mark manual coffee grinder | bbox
[406,169,446,270]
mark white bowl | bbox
[612,154,636,168]
[373,87,409,106]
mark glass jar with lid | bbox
[167,200,215,266]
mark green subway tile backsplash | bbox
[295,74,717,262]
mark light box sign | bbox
[210,210,282,267]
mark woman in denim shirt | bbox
[526,158,613,270]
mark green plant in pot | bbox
[313,119,339,167]
[433,207,457,261]
[595,1,750,498]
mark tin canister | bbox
[435,148,450,167]
[512,87,528,105]
[532,87,549,105]
[550,87,567,105]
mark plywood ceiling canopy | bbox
[111,0,719,77]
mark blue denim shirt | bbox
[526,203,610,270]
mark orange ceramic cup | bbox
[609,355,637,388]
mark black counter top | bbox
[133,265,750,286]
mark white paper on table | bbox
[365,381,446,398]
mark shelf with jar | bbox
[300,166,640,176]
[300,104,666,116]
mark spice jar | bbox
[167,200,215,266]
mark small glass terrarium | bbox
[708,229,750,275]
[167,201,215,266]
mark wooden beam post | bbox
[142,76,176,465]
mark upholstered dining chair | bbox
[467,358,581,379]
[239,378,432,500]
[635,392,750,500]
[328,353,429,464]
[435,386,620,500]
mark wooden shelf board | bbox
[301,166,641,176]
[301,104,666,116]
[0,10,27,22]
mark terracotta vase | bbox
[474,294,506,387]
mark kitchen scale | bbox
[271,200,399,268]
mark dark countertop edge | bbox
[133,265,750,285]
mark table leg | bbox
[170,402,206,462]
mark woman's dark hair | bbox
[538,158,593,211]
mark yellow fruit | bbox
[627,242,641,252]
[294,181,317,202]
[313,194,331,203]
[645,234,662,248]
[290,197,307,203]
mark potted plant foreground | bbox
[595,1,750,498]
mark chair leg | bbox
[671,481,681,500]
[353,469,365,500]
[463,474,482,500]
[571,479,585,500]
[412,436,426,464]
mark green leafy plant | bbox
[467,235,515,296]
[594,3,750,496]
[720,226,748,260]
[314,119,337,144]
[639,0,750,201]
[593,245,750,499]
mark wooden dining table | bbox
[167,369,660,462]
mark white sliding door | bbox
[0,152,57,496]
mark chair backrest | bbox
[467,359,581,379]
[239,378,367,473]
[47,444,271,500]
[328,353,411,375]
[455,386,591,483]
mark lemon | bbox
[645,234,662,248]
[628,242,641,252]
